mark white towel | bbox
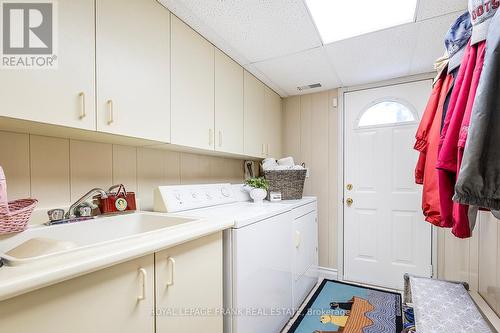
[261,158,278,171]
[277,157,295,167]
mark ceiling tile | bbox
[325,23,419,87]
[159,0,322,64]
[416,0,467,21]
[253,47,341,96]
[243,64,288,97]
[410,12,459,75]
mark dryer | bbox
[154,184,318,333]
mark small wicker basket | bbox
[0,199,38,234]
[264,169,307,200]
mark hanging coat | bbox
[436,40,486,238]
[414,72,453,226]
[455,12,500,212]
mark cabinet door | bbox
[0,0,95,130]
[243,71,266,158]
[96,0,170,142]
[156,232,223,333]
[265,87,283,158]
[171,15,215,150]
[0,255,155,333]
[292,210,318,309]
[215,49,244,154]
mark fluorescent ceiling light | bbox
[305,0,418,44]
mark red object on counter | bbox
[97,184,136,214]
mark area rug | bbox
[288,279,403,333]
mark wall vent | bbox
[297,83,322,91]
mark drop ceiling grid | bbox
[253,46,342,96]
[160,0,322,63]
[158,0,469,97]
[324,23,420,87]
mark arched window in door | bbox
[357,100,417,128]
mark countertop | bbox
[0,215,233,301]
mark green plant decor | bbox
[245,177,269,191]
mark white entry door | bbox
[343,80,433,290]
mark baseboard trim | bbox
[317,266,338,280]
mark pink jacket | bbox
[437,41,486,238]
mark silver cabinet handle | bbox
[166,257,175,287]
[138,268,147,301]
[78,92,86,119]
[262,143,266,156]
[218,130,222,147]
[107,100,114,125]
[267,143,270,156]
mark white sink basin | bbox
[0,213,194,266]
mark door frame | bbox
[336,73,438,284]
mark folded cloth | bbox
[262,158,277,165]
[261,158,278,171]
[277,157,295,167]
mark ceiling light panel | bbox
[305,0,418,44]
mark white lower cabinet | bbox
[292,203,319,311]
[0,255,155,333]
[155,232,223,332]
[0,233,223,333]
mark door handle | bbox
[137,268,147,301]
[166,256,176,287]
[107,99,114,125]
[346,198,354,207]
[78,92,86,119]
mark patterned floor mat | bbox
[287,279,403,333]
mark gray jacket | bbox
[454,11,500,210]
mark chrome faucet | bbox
[65,188,108,219]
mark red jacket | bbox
[414,72,453,226]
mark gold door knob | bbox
[346,198,353,207]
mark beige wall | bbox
[438,212,500,316]
[0,130,245,222]
[282,89,339,269]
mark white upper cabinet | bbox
[214,49,244,155]
[0,0,95,130]
[244,71,266,158]
[96,0,171,142]
[171,15,215,150]
[265,87,283,158]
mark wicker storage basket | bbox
[264,169,307,200]
[0,199,38,234]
